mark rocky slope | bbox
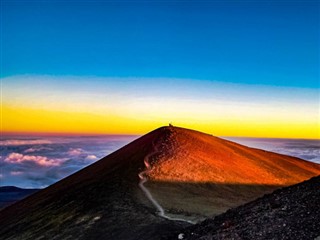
[169,175,320,240]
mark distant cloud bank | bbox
[227,138,320,164]
[0,139,52,146]
[1,135,137,188]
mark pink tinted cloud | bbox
[0,140,52,146]
[85,155,98,160]
[67,148,85,156]
[5,153,62,167]
[10,171,24,176]
[24,147,53,153]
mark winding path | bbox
[138,142,195,224]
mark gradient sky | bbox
[1,0,319,138]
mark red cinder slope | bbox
[148,127,319,185]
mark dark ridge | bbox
[0,186,24,192]
[0,186,40,209]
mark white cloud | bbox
[5,153,63,167]
[310,156,320,164]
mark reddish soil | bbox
[149,127,320,185]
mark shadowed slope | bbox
[0,126,319,239]
[170,175,320,240]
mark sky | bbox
[1,0,319,138]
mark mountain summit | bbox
[1,126,319,240]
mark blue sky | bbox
[1,0,319,138]
[2,0,319,87]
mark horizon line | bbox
[0,131,139,137]
[1,130,319,141]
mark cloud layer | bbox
[227,137,320,164]
[1,135,137,188]
[0,139,52,146]
[5,153,63,167]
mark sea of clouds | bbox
[0,135,319,188]
[0,135,137,188]
[227,137,320,164]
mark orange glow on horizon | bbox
[2,76,319,139]
[1,104,319,139]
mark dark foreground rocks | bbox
[167,175,320,240]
